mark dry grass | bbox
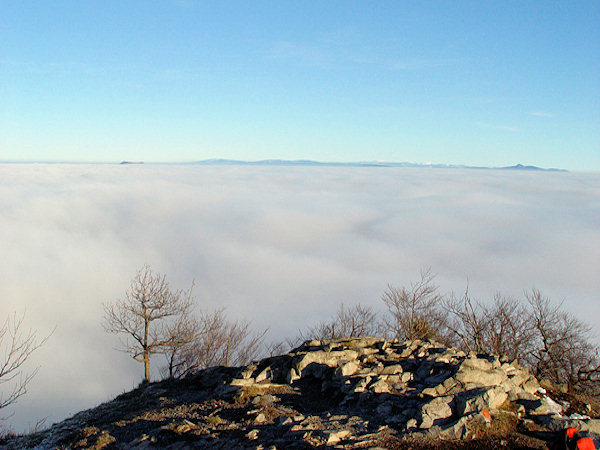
[378,434,548,449]
[205,415,226,426]
[233,383,296,404]
[73,429,115,450]
[467,410,519,439]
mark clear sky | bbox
[1,1,598,170]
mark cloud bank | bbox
[0,163,598,431]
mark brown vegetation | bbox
[300,302,379,341]
[295,271,600,396]
[103,265,194,382]
[103,265,266,382]
[162,307,267,379]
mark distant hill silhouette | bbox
[500,163,566,172]
[191,159,567,172]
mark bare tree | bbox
[483,294,536,362]
[443,285,600,394]
[299,303,380,341]
[381,269,448,342]
[443,282,490,353]
[526,289,600,393]
[444,288,537,360]
[0,312,49,411]
[103,265,193,382]
[267,338,299,357]
[160,309,198,379]
[163,308,267,378]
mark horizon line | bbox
[0,158,572,172]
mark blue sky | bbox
[1,1,598,170]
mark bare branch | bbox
[103,265,194,382]
[299,303,380,341]
[381,269,449,342]
[525,289,599,393]
[163,308,267,378]
[0,312,50,411]
[443,282,491,353]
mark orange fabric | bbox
[576,437,597,450]
[567,427,579,439]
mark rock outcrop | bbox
[5,338,600,449]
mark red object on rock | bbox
[576,437,597,450]
[551,427,597,450]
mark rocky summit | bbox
[5,338,600,449]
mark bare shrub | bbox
[443,283,491,353]
[483,294,536,362]
[160,310,198,379]
[526,289,600,394]
[103,265,194,381]
[0,312,49,411]
[163,308,267,378]
[267,337,302,357]
[381,269,448,342]
[444,285,599,394]
[377,272,600,395]
[300,303,379,341]
[444,288,537,360]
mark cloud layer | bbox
[0,164,598,431]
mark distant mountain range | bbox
[191,159,567,172]
[1,160,567,172]
[498,163,567,172]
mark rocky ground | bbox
[3,337,599,449]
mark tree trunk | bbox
[143,315,150,382]
[225,338,230,367]
[144,349,150,382]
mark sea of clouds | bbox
[0,163,599,432]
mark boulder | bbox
[456,386,508,415]
[369,378,392,394]
[294,349,359,374]
[420,395,454,429]
[323,429,351,445]
[455,367,507,386]
[335,360,360,377]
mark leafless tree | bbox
[444,285,599,394]
[267,338,299,357]
[381,269,449,342]
[526,289,600,393]
[160,309,198,379]
[444,288,537,360]
[443,282,490,353]
[0,312,49,411]
[103,265,194,382]
[483,294,536,362]
[299,303,380,341]
[163,308,267,379]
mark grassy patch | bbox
[467,411,519,439]
[205,415,226,426]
